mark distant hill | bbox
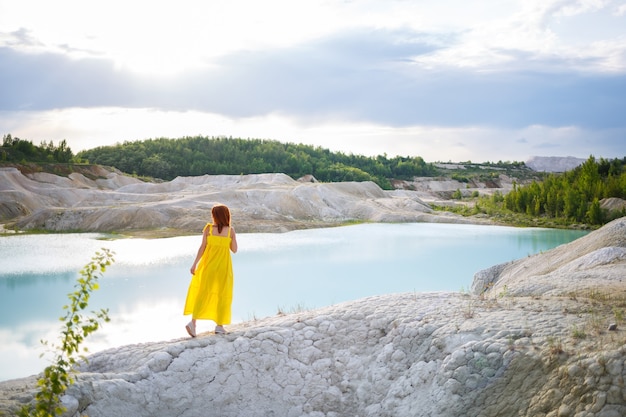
[525,156,586,172]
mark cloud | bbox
[2,26,624,131]
[164,37,626,129]
[0,0,625,162]
[2,28,43,48]
[0,47,139,110]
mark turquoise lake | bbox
[0,223,587,381]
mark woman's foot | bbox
[214,325,226,334]
[185,321,196,337]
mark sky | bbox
[0,0,625,163]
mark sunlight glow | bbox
[1,107,622,162]
[1,0,357,75]
[4,0,623,75]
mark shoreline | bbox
[0,217,494,239]
[0,222,588,383]
[1,218,625,416]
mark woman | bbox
[184,203,238,336]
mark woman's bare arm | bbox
[190,227,209,274]
[230,227,238,253]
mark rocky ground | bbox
[2,165,626,416]
[1,216,625,417]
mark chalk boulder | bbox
[472,216,626,297]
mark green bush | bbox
[19,249,114,417]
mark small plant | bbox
[586,310,605,335]
[587,289,610,303]
[497,285,514,309]
[547,336,564,355]
[19,248,114,417]
[498,285,509,298]
[507,335,515,351]
[463,298,475,318]
[478,282,494,301]
[571,326,587,339]
[277,303,309,315]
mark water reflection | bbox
[0,223,587,381]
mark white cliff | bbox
[471,217,626,297]
[0,167,481,235]
[525,156,587,172]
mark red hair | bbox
[212,204,231,233]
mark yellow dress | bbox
[183,223,234,324]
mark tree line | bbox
[496,156,626,225]
[4,133,625,226]
[1,134,73,163]
[75,136,437,188]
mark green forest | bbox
[75,136,437,189]
[1,134,73,163]
[504,156,626,224]
[460,156,626,227]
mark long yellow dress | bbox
[183,223,234,324]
